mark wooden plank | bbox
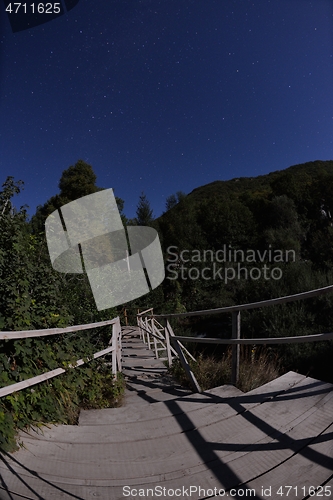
[0,317,120,340]
[111,322,117,378]
[173,331,333,345]
[165,323,173,367]
[167,321,201,393]
[137,307,154,317]
[4,385,332,486]
[245,424,333,497]
[116,322,122,372]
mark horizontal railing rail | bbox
[174,331,333,345]
[152,285,333,318]
[137,308,154,317]
[138,284,333,391]
[0,317,122,399]
[0,317,120,340]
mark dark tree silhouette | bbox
[135,192,154,226]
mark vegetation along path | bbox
[0,326,333,500]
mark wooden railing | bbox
[137,309,196,365]
[138,284,333,392]
[137,309,200,392]
[0,317,122,399]
[3,283,333,398]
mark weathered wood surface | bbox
[120,326,192,405]
[174,331,333,344]
[0,327,332,500]
[0,317,120,340]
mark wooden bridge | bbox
[1,287,333,499]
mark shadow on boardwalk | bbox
[0,327,332,500]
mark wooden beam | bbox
[231,310,241,385]
[167,321,201,393]
[0,317,120,340]
[153,285,333,319]
[0,345,116,398]
[171,331,333,345]
[164,324,173,367]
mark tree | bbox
[165,194,177,212]
[31,160,126,232]
[58,159,98,201]
[165,191,186,212]
[262,195,302,253]
[135,192,154,226]
[0,177,24,217]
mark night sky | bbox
[1,0,333,220]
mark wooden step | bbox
[1,322,332,500]
[3,375,332,495]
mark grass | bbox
[169,346,282,392]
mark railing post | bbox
[141,318,146,343]
[164,323,173,367]
[231,310,241,385]
[116,318,122,373]
[137,310,143,341]
[151,320,158,354]
[139,317,145,343]
[138,316,142,341]
[150,318,154,352]
[143,317,147,345]
[111,322,117,380]
[153,335,158,358]
[145,317,151,349]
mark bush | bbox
[169,346,281,392]
[0,362,125,452]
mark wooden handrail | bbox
[0,317,119,340]
[174,331,333,345]
[137,316,196,363]
[138,283,333,390]
[152,285,333,318]
[0,345,117,399]
[137,308,154,317]
[0,317,122,398]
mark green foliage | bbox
[0,177,124,452]
[156,160,333,384]
[58,159,98,200]
[0,177,24,217]
[165,191,186,212]
[0,355,125,452]
[31,159,126,233]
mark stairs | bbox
[119,325,194,405]
[0,327,332,500]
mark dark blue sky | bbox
[1,0,333,220]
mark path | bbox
[0,326,332,499]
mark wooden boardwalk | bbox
[0,326,333,500]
